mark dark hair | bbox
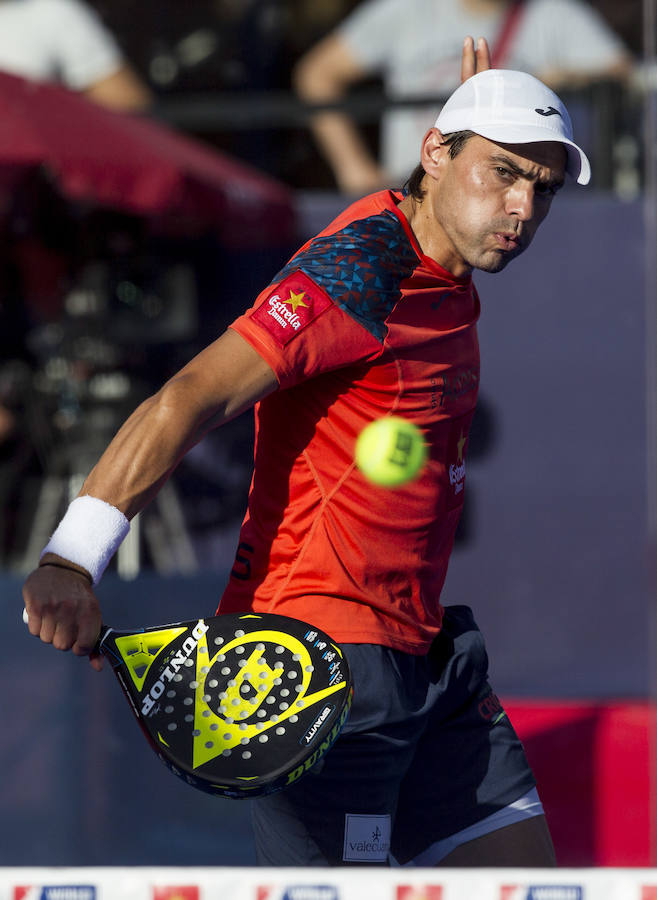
[404,130,477,201]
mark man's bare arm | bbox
[294,34,492,193]
[79,329,277,516]
[83,64,153,112]
[293,34,388,194]
[23,329,277,664]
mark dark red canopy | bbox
[0,71,296,246]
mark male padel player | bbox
[23,38,590,866]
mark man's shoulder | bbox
[311,189,413,258]
[273,195,419,340]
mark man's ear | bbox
[421,128,450,181]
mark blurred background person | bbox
[293,0,633,193]
[0,0,151,111]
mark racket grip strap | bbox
[40,495,130,586]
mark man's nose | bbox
[505,182,535,221]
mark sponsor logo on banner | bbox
[501,887,583,900]
[397,887,443,900]
[252,272,332,347]
[256,887,339,900]
[343,813,391,862]
[14,888,96,900]
[152,888,199,900]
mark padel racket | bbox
[25,610,352,798]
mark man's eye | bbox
[535,183,558,197]
[495,167,512,178]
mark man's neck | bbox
[397,194,472,279]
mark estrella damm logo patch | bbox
[445,412,472,510]
[252,270,332,347]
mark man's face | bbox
[427,134,567,275]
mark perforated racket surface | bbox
[98,612,352,798]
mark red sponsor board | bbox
[505,700,657,866]
[14,888,96,900]
[152,888,199,900]
[397,888,443,900]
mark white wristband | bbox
[40,495,130,585]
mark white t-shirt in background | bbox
[338,0,629,179]
[0,0,123,90]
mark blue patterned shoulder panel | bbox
[273,208,419,342]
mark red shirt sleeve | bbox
[229,269,384,389]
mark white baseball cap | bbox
[435,69,591,185]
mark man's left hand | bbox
[461,36,491,83]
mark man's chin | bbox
[474,248,522,274]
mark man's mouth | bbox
[494,232,521,251]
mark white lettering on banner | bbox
[343,814,391,862]
[528,890,582,900]
[43,890,96,900]
[503,889,583,900]
[0,870,650,899]
[283,888,339,900]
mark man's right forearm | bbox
[41,329,278,577]
[308,110,385,192]
[35,384,216,584]
[79,383,203,519]
[22,327,278,660]
[80,328,278,519]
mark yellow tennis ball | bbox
[355,416,427,487]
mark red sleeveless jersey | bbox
[218,190,480,653]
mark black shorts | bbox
[251,605,538,866]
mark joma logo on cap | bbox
[535,106,562,117]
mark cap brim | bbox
[471,123,591,185]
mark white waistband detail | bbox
[402,787,544,866]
